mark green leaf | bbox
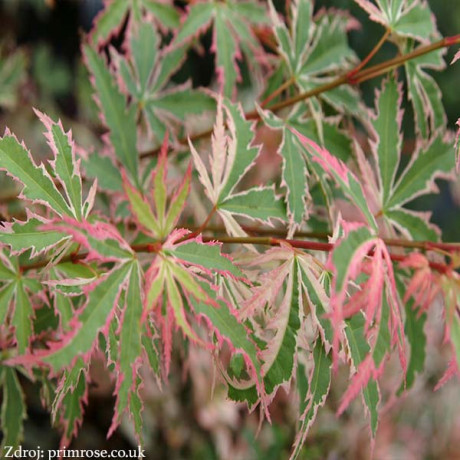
[142,326,160,377]
[123,176,161,238]
[345,315,379,436]
[0,135,72,216]
[385,209,438,241]
[387,135,454,209]
[190,283,262,408]
[48,121,83,220]
[291,340,331,459]
[397,279,426,393]
[0,257,16,281]
[83,155,123,192]
[373,78,402,205]
[114,261,143,433]
[215,6,238,98]
[43,263,132,370]
[372,296,391,368]
[164,168,190,234]
[219,100,260,201]
[152,89,216,120]
[13,280,33,354]
[60,363,87,444]
[175,2,214,44]
[263,260,301,394]
[152,45,188,93]
[84,46,140,188]
[279,130,308,226]
[142,0,180,28]
[131,21,158,96]
[298,258,333,346]
[292,0,313,70]
[0,50,26,109]
[168,241,243,278]
[0,367,26,449]
[393,3,435,40]
[220,187,286,223]
[291,119,352,162]
[405,47,446,139]
[229,1,269,25]
[91,0,128,45]
[0,218,68,256]
[0,282,15,324]
[300,14,356,76]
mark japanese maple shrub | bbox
[0,0,460,457]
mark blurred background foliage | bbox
[0,1,459,458]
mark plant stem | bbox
[178,205,218,242]
[260,75,296,108]
[347,27,391,78]
[19,233,454,274]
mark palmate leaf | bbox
[144,231,254,378]
[230,247,306,405]
[174,0,269,98]
[166,240,244,278]
[331,226,404,365]
[13,279,34,355]
[0,253,35,353]
[365,78,454,238]
[190,282,264,408]
[123,140,191,239]
[270,0,360,120]
[262,259,301,395]
[191,98,286,237]
[41,262,132,370]
[219,187,286,224]
[117,19,215,144]
[259,105,353,230]
[386,135,454,209]
[354,0,437,42]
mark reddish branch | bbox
[18,234,454,274]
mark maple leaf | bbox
[326,224,407,436]
[123,135,191,240]
[174,0,269,98]
[268,0,362,117]
[368,77,454,240]
[354,0,437,43]
[190,97,286,238]
[259,107,352,233]
[114,19,215,144]
[0,113,96,259]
